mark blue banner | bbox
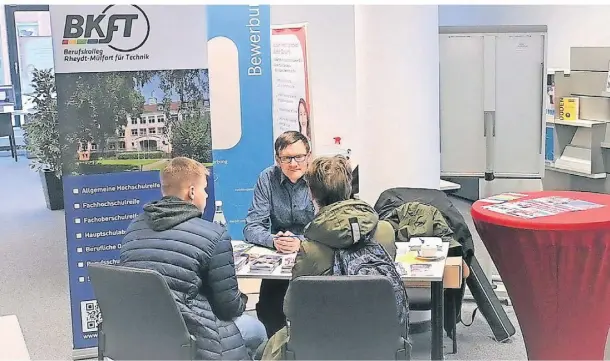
[208,5,274,240]
[50,4,272,352]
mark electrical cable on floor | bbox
[460,307,479,327]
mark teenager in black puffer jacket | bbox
[119,157,267,360]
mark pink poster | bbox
[271,24,313,150]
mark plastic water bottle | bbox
[213,200,227,227]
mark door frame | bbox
[4,4,50,127]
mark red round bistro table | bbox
[471,191,610,360]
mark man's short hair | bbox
[160,157,209,196]
[304,155,352,208]
[274,130,310,155]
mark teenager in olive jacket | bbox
[261,156,395,360]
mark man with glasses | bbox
[244,131,315,337]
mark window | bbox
[17,23,39,37]
[119,141,126,150]
[90,143,98,151]
[140,128,147,136]
[108,143,116,150]
[157,105,164,111]
[158,127,165,135]
[131,118,137,125]
[131,129,138,136]
[158,115,165,123]
[140,117,146,124]
[149,127,156,134]
[118,129,125,137]
[149,116,156,124]
[170,114,178,122]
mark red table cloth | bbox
[471,191,610,360]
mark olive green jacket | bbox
[384,201,455,244]
[261,199,395,361]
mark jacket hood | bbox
[143,196,202,232]
[303,199,379,249]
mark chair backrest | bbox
[88,264,194,360]
[0,114,13,137]
[284,275,409,360]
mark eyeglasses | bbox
[277,154,308,164]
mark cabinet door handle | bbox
[539,62,545,154]
[484,111,495,137]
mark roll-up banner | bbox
[271,23,314,152]
[49,5,272,358]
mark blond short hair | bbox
[304,155,352,207]
[160,157,209,196]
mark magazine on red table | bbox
[532,196,603,211]
[479,192,527,204]
[483,196,604,219]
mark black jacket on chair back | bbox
[119,196,249,360]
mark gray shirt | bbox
[243,166,315,248]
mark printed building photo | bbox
[56,69,212,176]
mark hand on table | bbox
[273,231,301,254]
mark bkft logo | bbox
[62,5,150,52]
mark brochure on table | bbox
[50,5,273,354]
[479,192,527,204]
[231,240,449,280]
[483,196,604,219]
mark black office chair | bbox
[284,275,410,360]
[0,114,17,161]
[88,264,196,360]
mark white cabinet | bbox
[439,34,486,176]
[440,26,547,179]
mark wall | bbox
[271,5,610,167]
[0,7,8,84]
[271,5,358,161]
[439,5,610,71]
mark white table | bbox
[0,315,30,360]
[440,179,461,191]
[232,240,449,360]
[233,241,448,281]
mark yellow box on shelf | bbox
[558,97,580,121]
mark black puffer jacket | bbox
[120,196,249,360]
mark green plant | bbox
[170,113,212,164]
[22,68,63,177]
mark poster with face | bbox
[271,24,313,151]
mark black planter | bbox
[39,170,64,211]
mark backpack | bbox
[331,218,409,326]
